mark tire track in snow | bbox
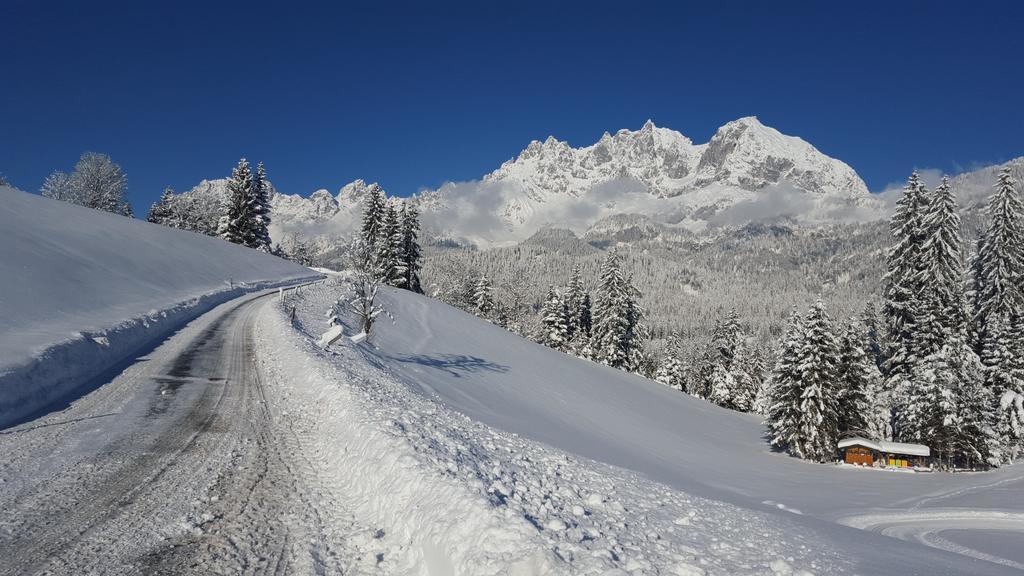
[839,510,1024,570]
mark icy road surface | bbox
[0,291,357,574]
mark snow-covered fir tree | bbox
[973,167,1024,356]
[690,309,760,411]
[655,333,687,391]
[147,187,176,224]
[377,202,407,286]
[399,202,423,293]
[591,250,648,371]
[883,172,930,387]
[250,161,273,252]
[836,320,879,438]
[539,286,570,350]
[967,167,1024,463]
[360,184,386,247]
[793,299,842,462]
[916,177,965,358]
[982,316,1024,462]
[217,158,257,247]
[563,265,588,339]
[472,274,495,319]
[767,308,806,456]
[861,301,885,371]
[914,336,996,468]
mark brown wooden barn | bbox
[837,437,930,469]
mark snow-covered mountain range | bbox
[178,118,1018,251]
[484,116,868,207]
[412,116,881,245]
[244,117,880,247]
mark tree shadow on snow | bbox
[388,354,510,378]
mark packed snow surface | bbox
[281,283,1024,574]
[0,186,315,425]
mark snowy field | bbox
[0,186,315,427]
[270,282,1024,574]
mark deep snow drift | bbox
[0,186,315,426]
[277,282,1023,574]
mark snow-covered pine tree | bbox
[983,316,1024,462]
[655,333,687,391]
[591,250,648,371]
[916,177,965,358]
[399,202,423,293]
[915,336,995,468]
[883,172,930,386]
[949,338,999,468]
[147,187,176,224]
[768,307,805,455]
[218,158,256,246]
[974,167,1024,358]
[472,274,494,319]
[836,320,876,438]
[967,236,987,353]
[377,202,406,286]
[748,345,773,415]
[795,299,842,462]
[249,161,273,252]
[539,286,570,350]
[360,184,387,247]
[708,363,738,409]
[861,302,885,371]
[694,308,757,410]
[564,265,587,339]
[912,347,958,466]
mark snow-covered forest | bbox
[425,169,1024,470]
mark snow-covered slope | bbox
[347,287,1024,574]
[0,186,315,426]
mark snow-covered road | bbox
[0,290,355,574]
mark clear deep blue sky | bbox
[2,0,1023,215]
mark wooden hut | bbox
[837,437,930,468]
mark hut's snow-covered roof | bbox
[838,437,930,457]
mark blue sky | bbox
[2,0,1023,215]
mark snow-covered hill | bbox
[277,283,1024,574]
[0,186,315,426]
